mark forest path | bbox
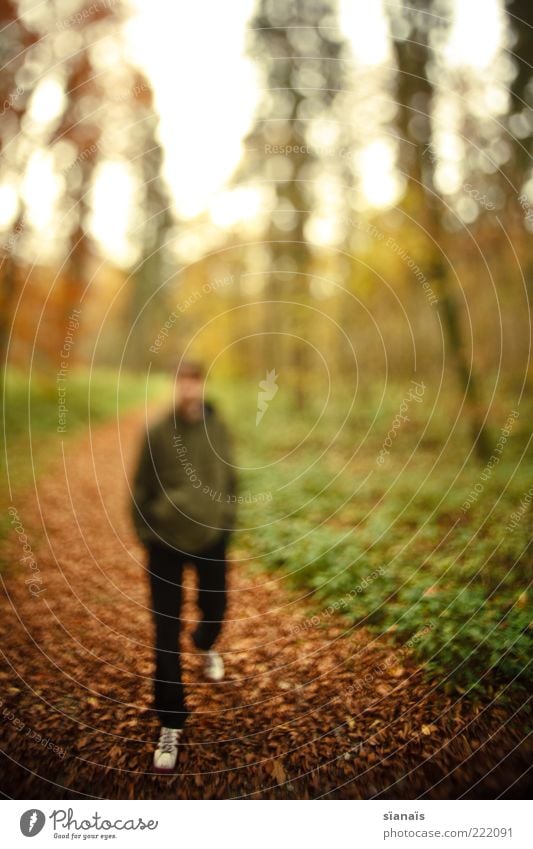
[0,411,529,799]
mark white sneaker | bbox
[203,649,224,682]
[153,726,183,773]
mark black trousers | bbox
[147,532,229,729]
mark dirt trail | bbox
[0,412,530,799]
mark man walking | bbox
[131,359,237,772]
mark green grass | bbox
[225,376,532,698]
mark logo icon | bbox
[20,809,46,837]
[256,369,279,425]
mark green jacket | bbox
[131,401,237,553]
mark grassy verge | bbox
[1,369,530,698]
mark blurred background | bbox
[0,0,531,701]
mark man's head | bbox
[174,358,205,420]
